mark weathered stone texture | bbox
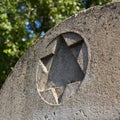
[0,2,120,120]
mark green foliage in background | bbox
[0,0,112,88]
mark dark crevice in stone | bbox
[41,53,54,65]
[69,40,83,48]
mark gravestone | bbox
[0,2,120,120]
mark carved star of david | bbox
[36,32,88,105]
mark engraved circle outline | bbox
[36,31,89,106]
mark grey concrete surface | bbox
[0,2,120,120]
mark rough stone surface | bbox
[0,2,120,120]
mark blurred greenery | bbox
[0,0,111,88]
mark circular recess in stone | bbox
[36,32,88,105]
